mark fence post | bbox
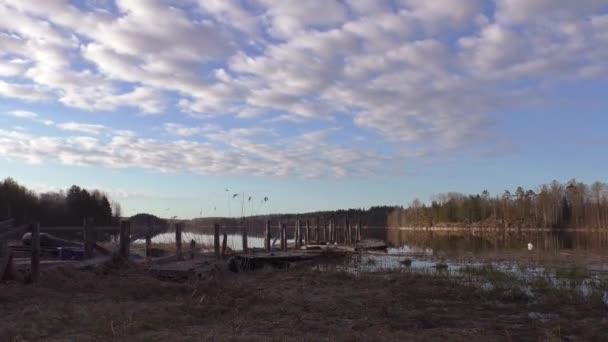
[316,217,320,245]
[265,220,271,252]
[305,220,310,246]
[119,220,130,259]
[221,231,228,258]
[280,223,287,251]
[175,222,183,261]
[214,223,220,259]
[83,218,94,259]
[295,219,301,249]
[30,222,40,283]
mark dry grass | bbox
[1,261,606,341]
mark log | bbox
[175,222,183,261]
[214,223,220,259]
[264,220,271,252]
[119,220,130,258]
[30,222,40,283]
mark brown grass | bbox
[0,262,606,341]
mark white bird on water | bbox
[527,242,534,251]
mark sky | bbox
[0,0,607,219]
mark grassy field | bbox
[1,259,607,341]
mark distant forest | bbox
[389,179,608,229]
[0,178,116,226]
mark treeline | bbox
[0,178,117,226]
[391,179,608,229]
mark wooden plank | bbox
[30,222,40,283]
[175,222,183,261]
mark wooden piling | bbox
[280,223,287,251]
[119,220,130,258]
[145,234,152,259]
[264,220,271,252]
[324,220,328,244]
[357,219,362,242]
[316,217,320,245]
[214,223,221,259]
[189,239,196,259]
[305,220,310,246]
[221,231,228,258]
[175,222,183,261]
[83,218,94,259]
[30,222,40,283]
[295,219,301,249]
[0,240,9,281]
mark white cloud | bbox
[6,110,38,118]
[0,0,607,176]
[56,122,107,135]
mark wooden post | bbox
[295,219,301,249]
[264,220,271,252]
[145,234,152,259]
[214,223,221,259]
[357,219,362,242]
[316,217,320,245]
[324,220,328,244]
[175,222,183,261]
[280,223,287,251]
[0,240,9,281]
[30,222,40,283]
[119,220,130,258]
[329,220,334,243]
[189,239,196,259]
[83,218,94,259]
[345,218,350,245]
[242,221,248,252]
[221,231,228,258]
[305,220,310,246]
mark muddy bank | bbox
[1,262,607,341]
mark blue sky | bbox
[1,0,607,218]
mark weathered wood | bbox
[230,251,322,271]
[175,222,183,261]
[280,223,287,251]
[145,234,152,258]
[357,219,362,242]
[305,220,310,246]
[0,241,9,281]
[242,222,248,252]
[316,217,320,245]
[264,220,271,252]
[214,223,221,259]
[119,220,131,258]
[221,231,228,258]
[30,222,40,283]
[189,239,196,260]
[295,219,301,249]
[83,219,94,259]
